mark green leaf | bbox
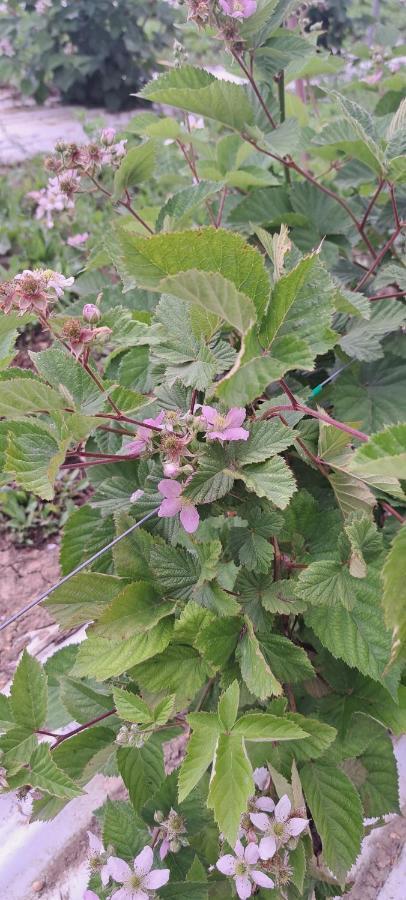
[195,617,241,669]
[184,446,235,504]
[260,253,318,345]
[0,726,37,773]
[327,469,376,519]
[235,420,295,465]
[232,713,308,741]
[113,688,152,724]
[110,225,270,318]
[161,884,208,900]
[331,358,406,432]
[28,745,82,800]
[150,541,200,599]
[350,423,406,480]
[341,726,399,817]
[31,348,104,414]
[113,141,155,199]
[340,299,406,363]
[53,726,115,782]
[94,582,174,640]
[296,560,360,610]
[61,678,113,725]
[45,573,125,628]
[160,270,256,336]
[140,66,254,132]
[207,733,253,844]
[236,617,282,699]
[156,181,222,231]
[5,420,65,501]
[237,455,296,509]
[259,633,315,683]
[103,799,150,861]
[178,721,220,802]
[218,680,240,732]
[306,574,394,684]
[117,737,165,812]
[0,378,65,418]
[132,645,209,705]
[329,90,385,173]
[301,762,363,881]
[72,619,174,680]
[0,313,28,367]
[60,506,115,576]
[10,651,47,731]
[382,526,406,663]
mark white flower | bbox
[216,840,275,899]
[86,832,110,886]
[108,846,170,899]
[250,795,308,859]
[44,271,75,298]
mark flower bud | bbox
[44,155,62,173]
[154,810,165,823]
[82,303,101,323]
[55,140,68,153]
[100,127,116,146]
[163,461,180,478]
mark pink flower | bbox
[219,0,257,19]
[124,412,165,457]
[201,406,249,442]
[216,840,274,899]
[158,479,199,533]
[86,832,110,886]
[250,795,308,859]
[84,892,100,900]
[67,232,89,248]
[108,846,170,899]
[101,127,116,146]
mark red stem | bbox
[360,179,385,229]
[231,49,277,129]
[50,709,116,748]
[264,403,369,443]
[381,501,405,524]
[356,224,404,290]
[368,290,405,301]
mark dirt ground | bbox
[0,538,60,689]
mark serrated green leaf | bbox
[109,225,270,318]
[28,744,82,800]
[329,91,385,173]
[31,348,104,413]
[117,737,165,812]
[113,141,155,199]
[60,506,115,576]
[260,253,318,345]
[218,680,240,732]
[178,721,220,802]
[61,678,113,725]
[259,633,315,683]
[296,559,360,610]
[132,645,209,704]
[53,726,115,782]
[72,619,173,680]
[350,423,406,480]
[207,733,253,844]
[140,66,254,132]
[235,420,295,465]
[113,688,152,724]
[236,617,282,699]
[157,181,222,231]
[160,270,256,336]
[341,726,399,817]
[237,455,296,509]
[93,582,174,640]
[46,573,125,628]
[184,447,235,504]
[10,651,47,731]
[5,420,65,501]
[301,762,363,881]
[232,713,308,741]
[102,799,150,861]
[0,378,65,418]
[195,617,241,669]
[382,526,406,663]
[0,726,37,773]
[150,541,200,599]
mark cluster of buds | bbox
[153,808,189,858]
[61,302,111,358]
[115,724,148,749]
[27,129,127,228]
[0,269,74,316]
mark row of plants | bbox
[0,0,405,898]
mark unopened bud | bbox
[101,128,116,146]
[55,140,68,153]
[82,303,101,323]
[163,461,180,478]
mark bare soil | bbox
[0,538,60,689]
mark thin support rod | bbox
[0,509,159,633]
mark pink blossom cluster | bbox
[215,768,308,897]
[27,171,80,229]
[127,405,249,534]
[85,836,170,899]
[0,268,74,316]
[219,0,257,19]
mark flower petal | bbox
[201,405,218,424]
[124,439,146,457]
[133,846,153,877]
[101,863,111,886]
[235,874,252,899]
[244,842,260,865]
[287,817,308,837]
[249,812,270,832]
[225,407,246,428]
[144,868,170,889]
[251,870,275,889]
[158,497,182,518]
[275,794,291,823]
[84,892,100,900]
[159,839,170,860]
[180,504,200,533]
[258,836,277,860]
[158,479,183,498]
[216,854,237,875]
[253,767,270,791]
[255,797,275,813]
[234,839,245,859]
[106,856,132,883]
[222,427,249,442]
[87,831,104,855]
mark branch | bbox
[356,222,405,290]
[231,49,276,129]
